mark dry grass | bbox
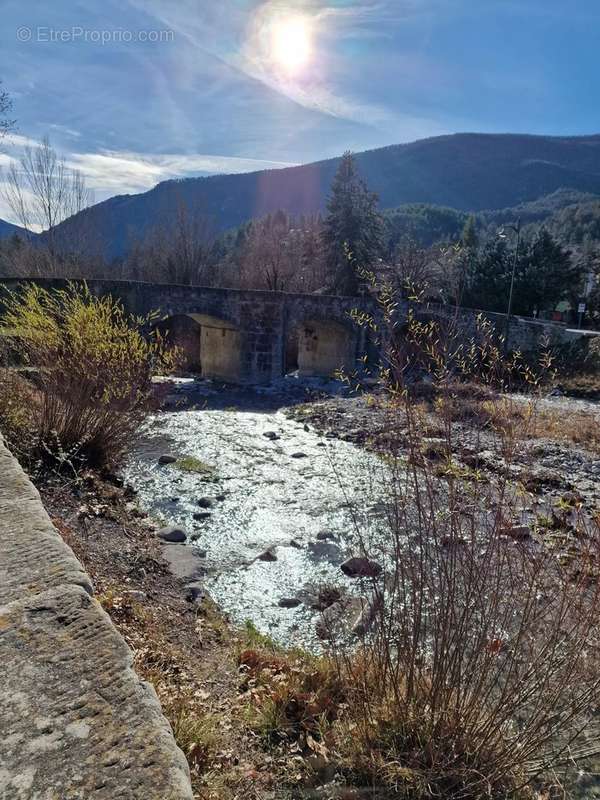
[417,379,600,455]
[326,289,600,798]
[530,407,600,452]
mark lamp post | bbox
[499,218,521,353]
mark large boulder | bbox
[340,557,382,579]
[157,526,187,543]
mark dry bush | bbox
[0,282,175,469]
[0,367,38,457]
[530,407,600,453]
[237,621,343,745]
[319,293,600,798]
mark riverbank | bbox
[286,386,600,508]
[38,471,312,799]
[29,378,600,798]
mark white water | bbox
[123,408,389,649]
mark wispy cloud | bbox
[126,0,402,124]
[0,134,297,224]
[66,149,298,195]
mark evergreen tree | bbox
[462,227,582,316]
[462,237,512,312]
[517,228,581,315]
[461,215,479,250]
[324,152,383,295]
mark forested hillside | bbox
[45,132,600,259]
[0,219,30,240]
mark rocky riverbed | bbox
[287,391,600,507]
[122,378,600,652]
[123,387,391,650]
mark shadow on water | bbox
[153,373,353,414]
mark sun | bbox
[271,15,312,74]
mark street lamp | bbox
[498,217,521,352]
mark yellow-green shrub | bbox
[0,281,175,468]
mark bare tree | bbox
[385,237,439,297]
[0,81,15,141]
[239,210,293,291]
[123,199,214,285]
[294,214,328,292]
[2,137,92,255]
[238,211,329,293]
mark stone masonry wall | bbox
[0,435,194,800]
[0,278,584,383]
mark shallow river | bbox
[123,404,388,649]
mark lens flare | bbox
[271,15,312,74]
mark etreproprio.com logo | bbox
[16,26,174,44]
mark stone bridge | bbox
[0,278,582,383]
[1,278,388,383]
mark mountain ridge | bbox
[37,132,600,258]
[0,219,31,240]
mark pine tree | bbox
[461,215,479,251]
[519,227,581,315]
[462,227,583,316]
[323,152,384,295]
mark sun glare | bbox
[272,16,312,74]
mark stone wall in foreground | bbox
[0,435,194,800]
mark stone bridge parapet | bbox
[0,278,581,383]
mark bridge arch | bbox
[287,317,355,378]
[156,312,242,383]
[0,278,394,384]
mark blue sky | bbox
[1,0,600,220]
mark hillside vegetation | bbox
[35,132,600,259]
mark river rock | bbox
[184,582,204,603]
[278,597,301,608]
[158,454,178,465]
[501,524,531,541]
[193,511,212,521]
[291,452,307,459]
[340,557,382,579]
[124,590,147,602]
[157,525,187,543]
[263,431,280,441]
[197,497,216,509]
[523,466,567,492]
[316,530,336,541]
[315,601,345,640]
[313,584,342,611]
[258,549,277,562]
[352,592,383,636]
[161,545,204,581]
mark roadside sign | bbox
[578,303,586,314]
